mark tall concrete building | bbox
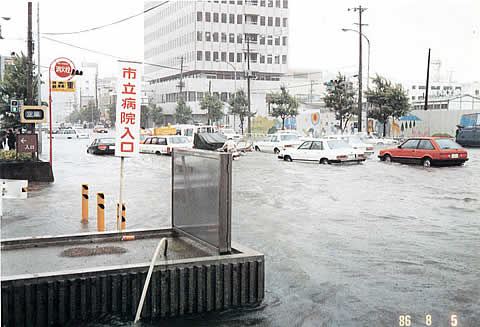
[144,0,289,126]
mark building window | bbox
[267,55,272,64]
[476,90,479,96]
[268,0,273,7]
[283,18,287,27]
[412,85,416,89]
[441,103,448,109]
[229,52,235,62]
[197,51,202,61]
[229,0,235,3]
[260,16,265,26]
[260,0,265,6]
[237,33,243,43]
[275,36,280,45]
[197,31,202,41]
[250,53,257,63]
[268,17,273,26]
[283,0,288,8]
[229,14,235,23]
[221,52,227,61]
[213,32,219,42]
[282,55,287,64]
[229,33,235,43]
[275,55,280,64]
[237,14,242,24]
[260,55,265,63]
[221,13,227,23]
[205,32,211,41]
[213,52,219,61]
[205,51,211,61]
[237,53,242,62]
[267,35,273,45]
[412,96,416,100]
[282,36,287,46]
[260,35,265,45]
[221,32,227,42]
[205,12,211,22]
[213,13,219,22]
[419,85,426,90]
[197,12,203,21]
[237,0,243,4]
[275,17,280,26]
[276,0,280,7]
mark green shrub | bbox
[431,133,453,138]
[0,150,34,161]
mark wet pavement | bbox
[2,132,480,326]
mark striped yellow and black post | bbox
[97,192,105,231]
[121,202,126,230]
[81,184,88,222]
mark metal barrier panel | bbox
[172,149,231,254]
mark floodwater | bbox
[2,133,480,326]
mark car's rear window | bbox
[170,136,189,144]
[327,140,351,149]
[435,138,463,149]
[98,138,115,145]
[280,135,298,141]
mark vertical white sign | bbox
[115,61,142,157]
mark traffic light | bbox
[71,69,83,76]
[10,99,19,113]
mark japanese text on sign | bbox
[51,80,75,92]
[115,62,141,157]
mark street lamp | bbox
[342,28,371,131]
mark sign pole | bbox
[118,156,124,231]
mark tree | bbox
[0,53,39,129]
[228,89,253,135]
[149,102,164,126]
[267,86,299,130]
[106,102,116,126]
[200,94,224,125]
[175,97,192,124]
[67,100,100,125]
[323,73,356,132]
[365,74,410,136]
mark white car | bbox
[50,129,89,139]
[254,133,303,154]
[357,132,398,145]
[325,134,374,157]
[219,129,242,140]
[279,139,366,164]
[139,135,192,155]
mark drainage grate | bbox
[60,246,127,257]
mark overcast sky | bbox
[1,0,479,84]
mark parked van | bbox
[173,124,218,141]
[456,126,480,147]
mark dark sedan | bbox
[87,138,115,155]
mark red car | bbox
[378,137,468,167]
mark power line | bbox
[41,36,180,71]
[42,1,169,35]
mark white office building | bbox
[144,0,289,126]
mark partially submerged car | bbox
[140,135,192,155]
[378,137,468,167]
[325,134,374,157]
[254,133,303,154]
[279,138,366,164]
[87,137,115,155]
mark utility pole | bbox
[95,70,98,120]
[178,56,184,100]
[310,80,314,103]
[26,2,34,136]
[246,36,252,134]
[424,48,431,110]
[349,5,367,132]
[37,2,42,153]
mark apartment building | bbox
[144,0,289,125]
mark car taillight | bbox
[461,153,467,158]
[167,147,171,153]
[440,154,450,159]
[366,147,374,151]
[98,145,107,150]
[284,144,293,148]
[336,155,347,159]
[357,154,365,158]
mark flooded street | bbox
[2,133,480,326]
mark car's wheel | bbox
[155,151,161,155]
[255,146,260,151]
[284,155,292,162]
[384,154,392,162]
[423,157,431,167]
[320,158,329,165]
[274,148,280,154]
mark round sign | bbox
[54,61,73,78]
